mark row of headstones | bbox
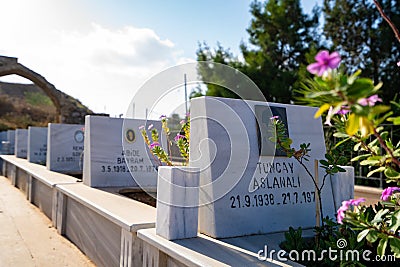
[0,97,354,240]
[1,127,48,164]
[0,116,161,187]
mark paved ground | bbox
[0,176,95,267]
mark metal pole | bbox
[184,73,188,118]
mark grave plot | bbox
[47,123,85,174]
[7,130,15,154]
[27,126,48,165]
[190,96,337,238]
[15,129,28,159]
[83,115,161,189]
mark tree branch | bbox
[373,0,400,44]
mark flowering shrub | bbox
[302,50,400,183]
[270,116,346,225]
[140,115,190,166]
[302,50,400,258]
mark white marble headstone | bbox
[15,129,28,158]
[0,131,7,153]
[190,96,336,238]
[47,123,84,174]
[83,115,160,188]
[28,126,48,165]
[7,130,15,154]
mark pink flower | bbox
[324,106,350,126]
[270,116,279,120]
[381,187,400,201]
[139,125,145,130]
[148,124,154,130]
[149,142,160,150]
[180,120,186,125]
[358,94,382,107]
[337,198,366,224]
[397,61,400,67]
[174,134,185,142]
[159,115,167,120]
[307,50,341,76]
[337,107,350,115]
[349,198,366,206]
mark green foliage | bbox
[140,115,190,166]
[280,218,369,266]
[323,0,400,104]
[196,43,243,99]
[24,91,53,106]
[197,0,319,102]
[343,200,400,258]
[305,67,400,184]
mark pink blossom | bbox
[174,134,185,142]
[349,198,366,206]
[337,198,366,224]
[397,61,400,67]
[324,106,350,126]
[358,94,382,107]
[381,187,400,201]
[159,115,167,120]
[337,107,350,115]
[270,116,279,120]
[307,50,341,76]
[180,120,186,125]
[139,125,145,130]
[148,124,154,130]
[149,142,160,150]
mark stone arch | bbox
[0,56,93,124]
[0,56,62,122]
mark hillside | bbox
[0,81,93,130]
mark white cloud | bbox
[0,1,192,117]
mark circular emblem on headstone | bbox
[125,129,136,143]
[74,130,84,143]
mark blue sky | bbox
[0,0,321,117]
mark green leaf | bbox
[385,139,394,150]
[366,230,379,243]
[346,113,359,136]
[375,111,393,126]
[372,209,389,223]
[377,238,388,256]
[319,159,329,166]
[325,153,333,162]
[337,166,346,172]
[367,167,386,177]
[347,78,375,98]
[390,238,400,258]
[334,137,351,148]
[385,167,400,179]
[351,154,371,162]
[387,116,400,125]
[390,210,400,233]
[357,229,370,242]
[353,142,362,152]
[333,132,349,138]
[360,159,380,166]
[347,69,362,84]
[314,103,331,118]
[371,105,390,115]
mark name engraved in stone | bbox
[253,176,301,190]
[257,162,294,174]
